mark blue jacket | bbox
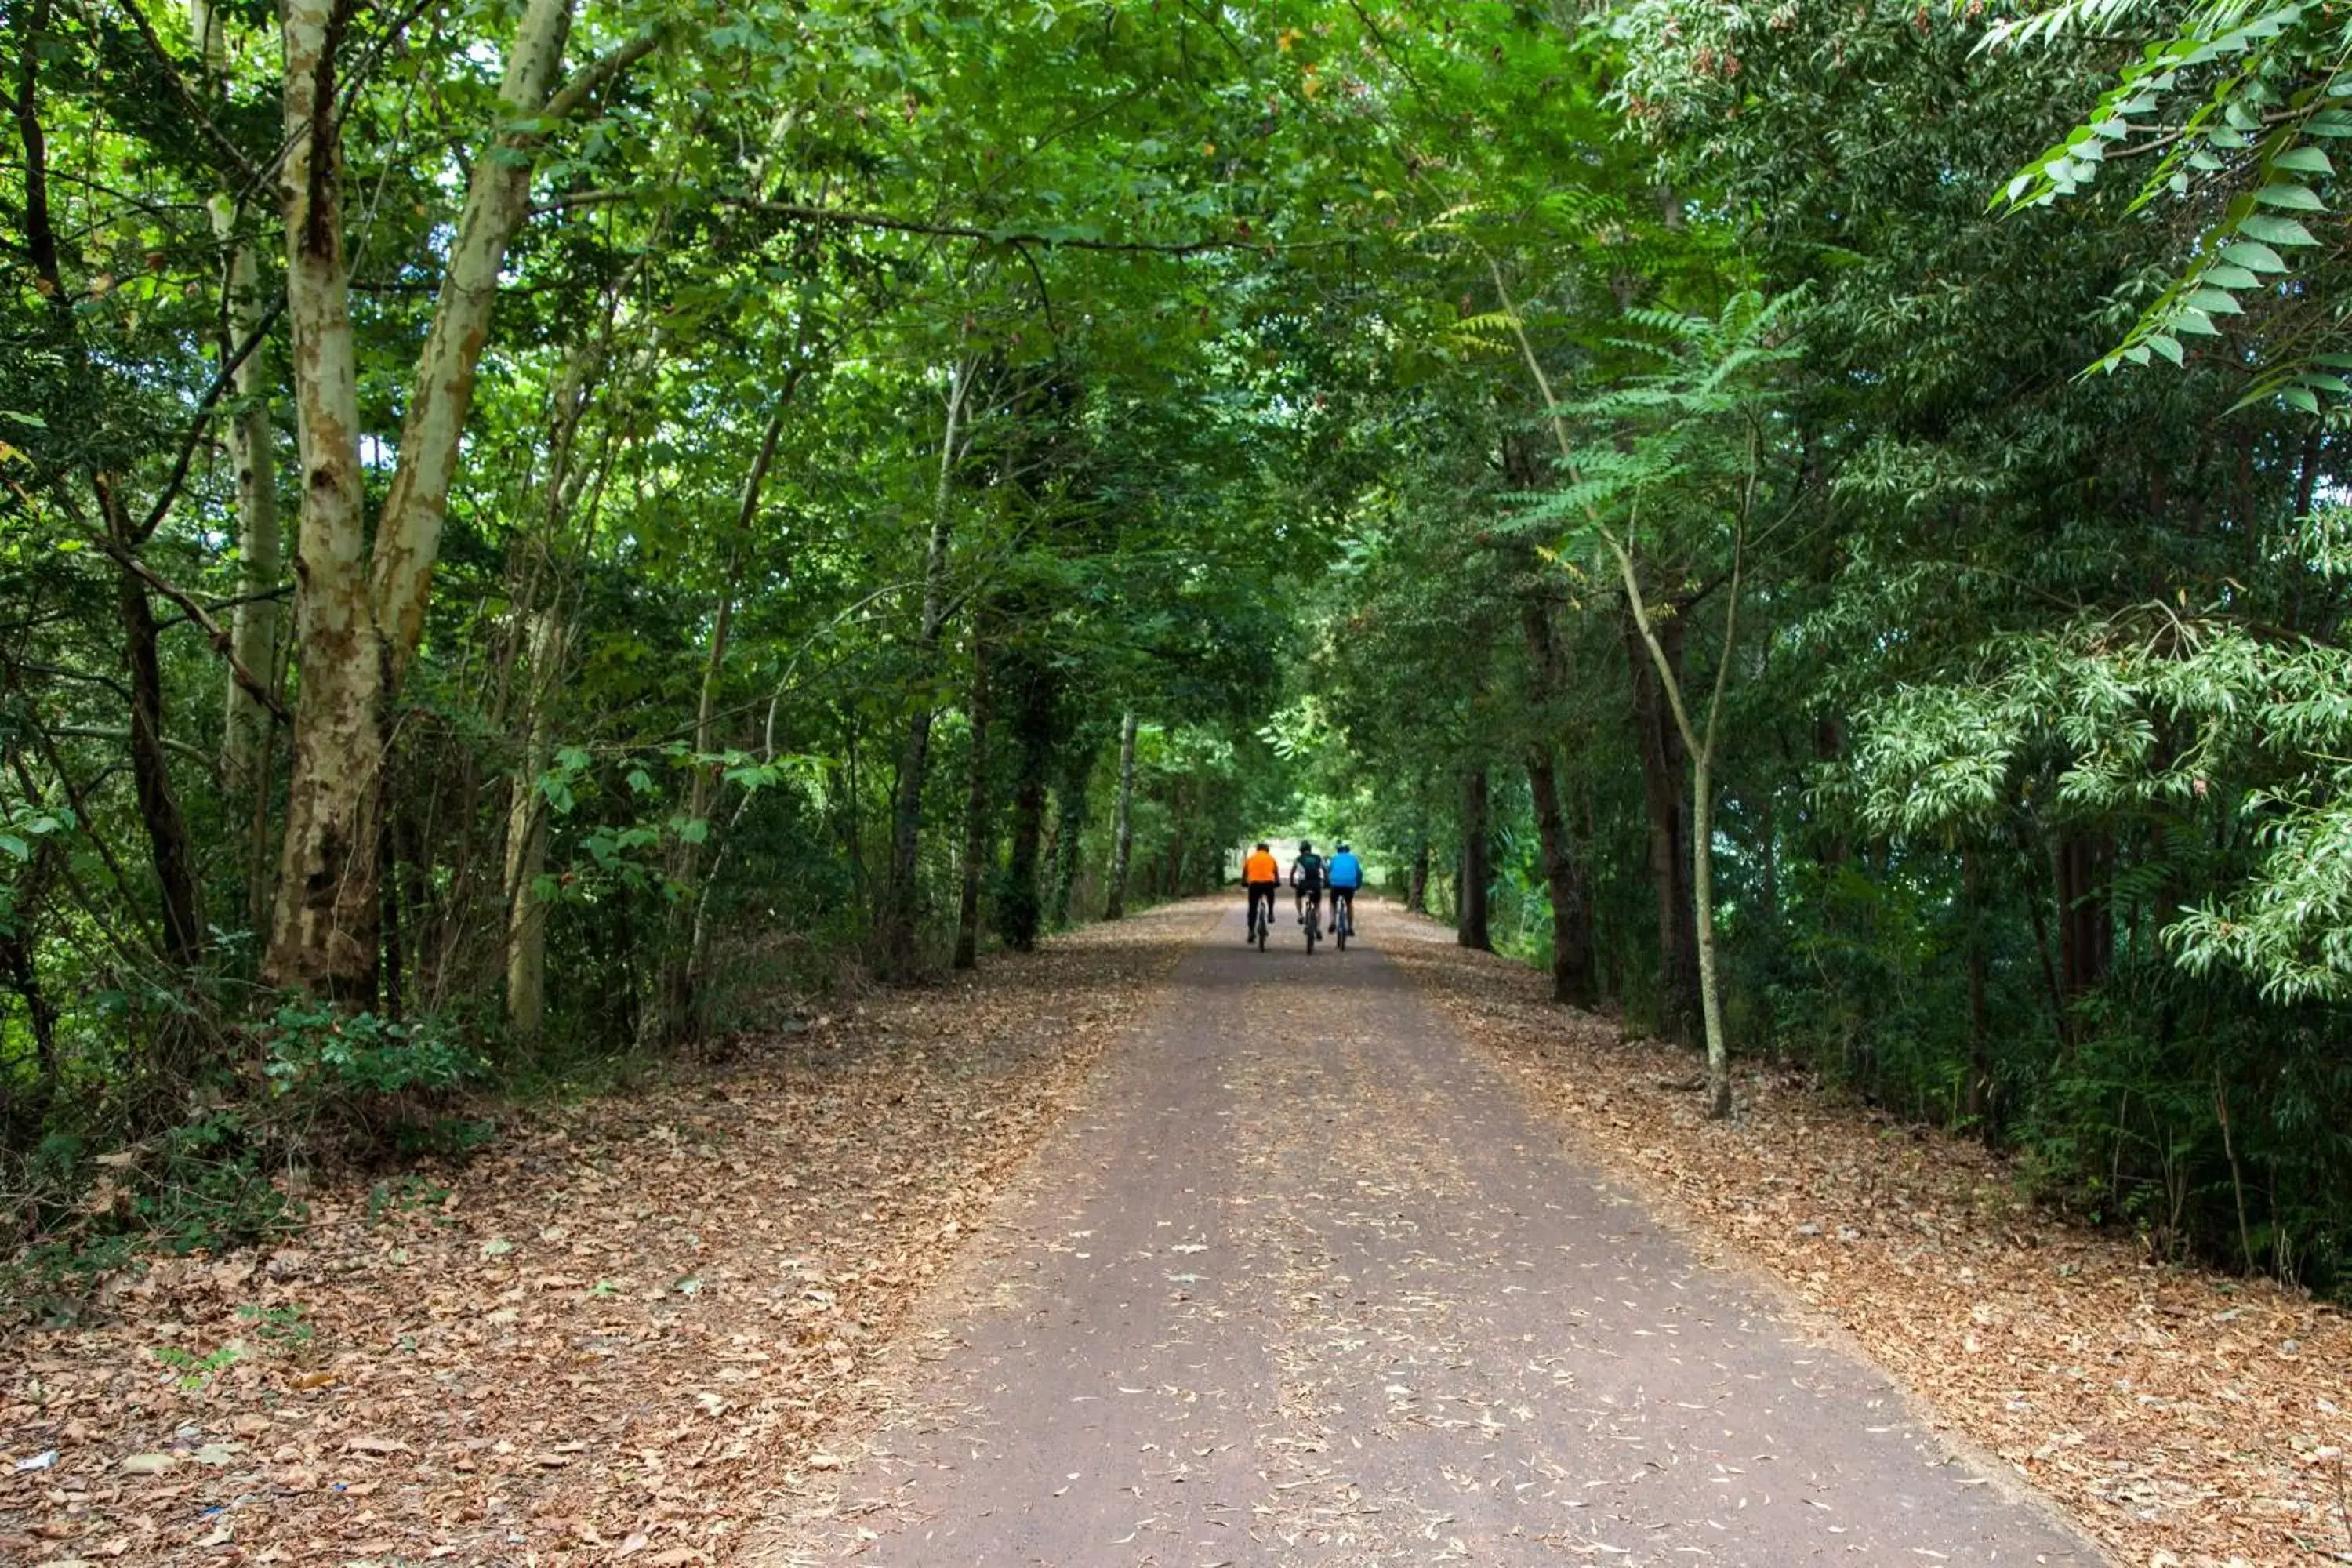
[1327,851,1363,889]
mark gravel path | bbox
[754,900,2105,1566]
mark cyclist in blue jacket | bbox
[1327,842,1363,938]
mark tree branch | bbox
[105,0,262,186]
[541,31,662,124]
[82,528,290,726]
[135,294,286,544]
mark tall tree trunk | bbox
[1526,747,1594,1005]
[1812,717,1850,869]
[1003,764,1049,953]
[880,361,975,974]
[953,619,993,970]
[368,0,586,684]
[1521,597,1595,1004]
[0,817,64,1112]
[1964,844,1994,1138]
[194,0,283,939]
[1049,757,1087,928]
[379,811,404,1020]
[1687,740,1730,1113]
[103,485,205,969]
[1457,767,1491,951]
[996,641,1060,953]
[1407,829,1429,913]
[2055,829,2112,1007]
[651,412,782,1044]
[267,0,643,997]
[1103,710,1138,920]
[503,610,564,1035]
[1614,531,1747,1123]
[1627,608,1700,1043]
[842,715,866,906]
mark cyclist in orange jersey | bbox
[1241,842,1281,943]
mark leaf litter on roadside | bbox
[1379,911,2351,1568]
[0,904,1200,1566]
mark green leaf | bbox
[2273,146,2336,174]
[2240,213,2321,245]
[2172,307,2220,336]
[678,818,709,845]
[2186,287,2245,314]
[2220,240,2290,270]
[2147,332,2186,365]
[0,833,26,860]
[2253,182,2327,211]
[2203,263,2262,289]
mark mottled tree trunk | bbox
[1457,767,1491,951]
[263,0,382,998]
[268,0,631,998]
[1102,710,1138,920]
[1407,832,1429,914]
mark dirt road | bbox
[756,900,2101,1566]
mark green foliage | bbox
[260,1005,487,1104]
[5,0,2351,1307]
[153,1341,241,1392]
[1988,0,2352,406]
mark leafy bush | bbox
[259,1003,485,1105]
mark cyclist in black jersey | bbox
[1290,840,1326,927]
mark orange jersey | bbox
[1242,849,1280,884]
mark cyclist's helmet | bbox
[1298,840,1312,851]
[1255,840,1269,851]
[1336,841,1350,852]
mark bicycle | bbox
[1303,893,1321,954]
[1247,891,1269,951]
[1331,887,1355,950]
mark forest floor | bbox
[0,895,2343,1567]
[0,902,1206,1566]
